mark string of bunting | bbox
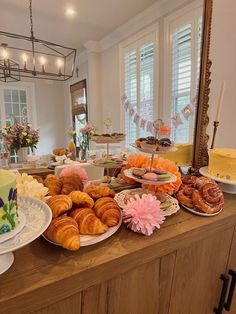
[121,94,196,131]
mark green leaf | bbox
[3,204,8,212]
[2,214,7,220]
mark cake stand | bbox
[0,196,52,274]
[199,166,236,194]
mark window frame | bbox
[119,23,159,147]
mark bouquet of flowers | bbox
[78,123,95,160]
[1,123,39,152]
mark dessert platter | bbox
[91,133,125,144]
[176,175,224,216]
[115,188,180,217]
[132,136,177,154]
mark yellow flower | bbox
[26,138,31,143]
[27,124,32,128]
[22,131,27,136]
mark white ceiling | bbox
[0,0,158,51]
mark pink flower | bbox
[59,165,88,185]
[123,194,165,236]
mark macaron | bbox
[142,172,158,181]
[132,168,147,178]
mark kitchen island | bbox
[1,194,236,314]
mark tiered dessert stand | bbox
[0,196,52,274]
[200,166,236,194]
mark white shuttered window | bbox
[123,33,156,147]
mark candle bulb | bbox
[22,54,27,71]
[40,56,46,73]
[215,80,226,122]
[57,59,63,76]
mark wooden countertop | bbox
[1,194,236,313]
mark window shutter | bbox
[124,50,137,147]
[70,80,87,116]
[171,23,192,143]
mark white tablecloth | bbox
[54,162,104,181]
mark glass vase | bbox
[80,147,87,161]
[18,147,28,164]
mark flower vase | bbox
[18,147,28,164]
[80,148,87,161]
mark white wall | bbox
[208,0,236,148]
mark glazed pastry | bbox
[142,173,158,181]
[94,197,121,227]
[117,165,136,185]
[60,174,84,195]
[53,148,67,156]
[69,191,94,209]
[44,174,62,196]
[47,195,73,218]
[132,168,146,178]
[33,175,44,184]
[84,184,115,199]
[192,183,224,214]
[44,216,80,251]
[176,187,195,208]
[70,207,108,234]
[135,138,146,148]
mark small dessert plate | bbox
[131,144,177,154]
[124,168,177,185]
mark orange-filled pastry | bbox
[70,208,108,235]
[44,216,80,251]
[60,174,83,195]
[47,195,73,218]
[44,174,62,196]
[94,197,121,227]
[84,184,115,199]
[69,191,94,208]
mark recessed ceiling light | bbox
[66,7,77,18]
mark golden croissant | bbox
[84,184,115,199]
[69,191,94,209]
[44,216,80,251]
[70,208,108,235]
[44,174,62,196]
[47,195,72,218]
[60,174,84,195]
[94,197,121,227]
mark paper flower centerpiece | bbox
[123,194,165,236]
[16,173,48,202]
[59,165,88,185]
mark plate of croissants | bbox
[42,183,122,251]
[176,175,224,216]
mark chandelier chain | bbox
[29,0,34,39]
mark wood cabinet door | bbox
[169,227,235,314]
[225,226,236,313]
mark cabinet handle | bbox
[224,269,236,311]
[214,274,230,314]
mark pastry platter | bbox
[43,208,122,247]
[0,196,52,274]
[180,202,223,217]
[199,166,236,194]
[88,159,125,169]
[91,134,125,144]
[124,168,177,185]
[114,189,180,217]
[131,144,177,154]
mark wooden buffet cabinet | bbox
[1,194,236,314]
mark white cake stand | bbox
[0,196,52,274]
[199,166,236,194]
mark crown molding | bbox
[84,40,101,53]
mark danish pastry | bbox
[47,195,72,218]
[69,191,94,209]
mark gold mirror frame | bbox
[192,0,213,172]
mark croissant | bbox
[44,216,80,251]
[94,197,121,227]
[60,174,84,195]
[69,191,94,208]
[47,195,73,218]
[84,184,115,199]
[70,208,108,234]
[44,174,62,196]
[33,175,44,184]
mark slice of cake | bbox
[0,169,19,235]
[208,148,236,181]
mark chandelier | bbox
[0,0,76,82]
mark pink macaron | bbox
[142,172,158,181]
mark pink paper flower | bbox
[59,165,88,185]
[123,194,165,236]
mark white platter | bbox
[124,168,177,185]
[0,196,52,256]
[88,159,125,169]
[199,166,236,194]
[0,210,26,244]
[43,208,122,247]
[131,144,177,154]
[114,189,180,217]
[180,202,223,217]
